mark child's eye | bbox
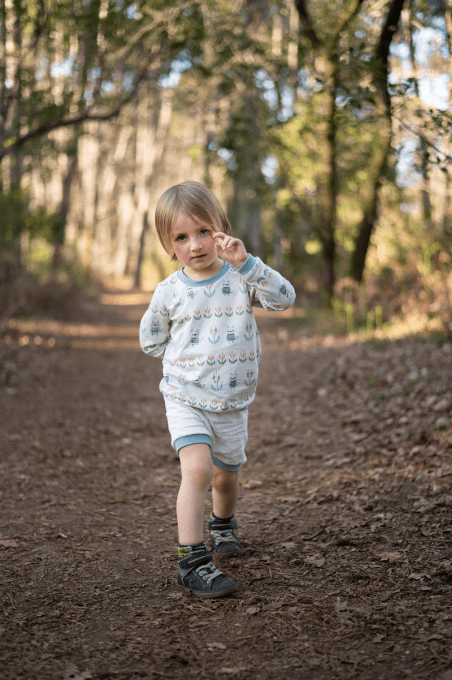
[175,234,187,242]
[200,229,210,236]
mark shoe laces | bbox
[196,561,224,583]
[210,528,238,545]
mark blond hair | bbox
[155,181,232,260]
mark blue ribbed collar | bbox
[177,261,230,287]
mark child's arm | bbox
[139,284,171,357]
[213,232,295,311]
[240,255,296,311]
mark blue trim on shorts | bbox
[174,435,241,471]
[211,454,241,472]
[175,434,212,453]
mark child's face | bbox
[171,213,223,280]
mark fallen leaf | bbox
[63,665,92,680]
[219,668,247,675]
[281,542,296,550]
[379,551,402,562]
[335,599,348,611]
[0,539,18,548]
[262,601,284,611]
[305,555,325,567]
[241,479,262,489]
[354,606,373,616]
[409,572,430,580]
[244,606,260,615]
[207,642,227,650]
[372,634,386,643]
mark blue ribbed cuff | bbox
[238,254,256,276]
[211,454,242,472]
[174,434,212,453]
[174,436,242,471]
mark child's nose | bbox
[190,237,202,250]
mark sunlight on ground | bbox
[1,320,140,351]
[99,292,152,306]
[1,291,145,350]
[286,311,445,351]
[1,293,447,352]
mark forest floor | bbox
[1,289,452,680]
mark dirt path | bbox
[1,292,452,680]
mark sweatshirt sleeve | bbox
[238,255,296,311]
[139,284,171,357]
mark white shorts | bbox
[164,399,248,471]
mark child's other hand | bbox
[213,232,248,269]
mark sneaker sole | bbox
[177,582,238,598]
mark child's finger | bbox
[219,236,238,250]
[213,233,234,250]
[212,233,228,249]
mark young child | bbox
[139,181,295,598]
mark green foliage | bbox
[0,190,55,250]
[1,0,451,329]
[0,1,210,160]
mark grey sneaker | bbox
[177,546,238,598]
[208,513,245,557]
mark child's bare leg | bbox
[211,466,239,519]
[176,445,238,598]
[209,466,244,556]
[177,443,212,545]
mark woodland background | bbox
[0,0,451,339]
[1,4,452,679]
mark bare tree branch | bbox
[0,63,152,160]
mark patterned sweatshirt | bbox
[139,255,296,412]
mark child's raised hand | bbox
[213,232,248,269]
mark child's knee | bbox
[212,468,238,494]
[179,444,212,487]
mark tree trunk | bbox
[0,3,7,151]
[53,139,79,267]
[406,1,431,228]
[294,0,366,299]
[443,0,452,234]
[321,55,339,299]
[287,0,299,84]
[349,155,386,282]
[133,212,149,289]
[350,0,406,283]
